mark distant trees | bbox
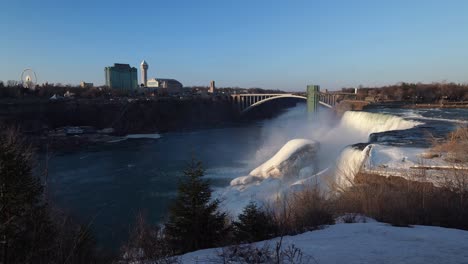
[6,80,18,87]
[0,81,118,99]
[350,82,468,103]
[164,159,228,254]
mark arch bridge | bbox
[231,87,355,114]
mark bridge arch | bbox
[240,94,332,114]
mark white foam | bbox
[334,145,372,189]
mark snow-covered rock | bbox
[245,139,318,181]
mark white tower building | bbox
[209,80,215,93]
[140,60,148,87]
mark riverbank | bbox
[334,100,369,116]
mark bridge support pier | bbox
[307,85,320,113]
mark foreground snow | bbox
[181,221,468,264]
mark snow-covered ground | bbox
[181,221,468,264]
[333,143,465,188]
[365,144,459,171]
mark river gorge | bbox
[44,103,467,250]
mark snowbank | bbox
[334,143,465,187]
[181,222,468,264]
[365,144,465,171]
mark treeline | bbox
[0,81,286,100]
[343,82,468,103]
[0,82,131,99]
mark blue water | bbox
[47,125,265,250]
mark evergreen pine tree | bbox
[0,128,55,263]
[164,159,227,254]
[233,202,278,243]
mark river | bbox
[46,103,468,250]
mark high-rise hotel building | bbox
[104,63,138,90]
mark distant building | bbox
[208,80,215,93]
[104,63,138,90]
[80,81,94,88]
[64,91,75,98]
[140,60,148,87]
[147,78,183,95]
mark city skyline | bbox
[2,0,468,90]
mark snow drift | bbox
[181,221,468,264]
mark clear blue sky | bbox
[2,0,468,90]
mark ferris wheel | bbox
[21,68,37,89]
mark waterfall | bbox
[339,111,421,137]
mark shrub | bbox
[215,238,314,264]
[335,171,468,229]
[270,185,334,235]
[120,212,179,264]
[233,202,278,243]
